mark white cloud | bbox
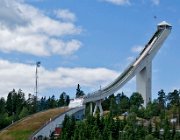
[50,39,82,56]
[127,56,134,62]
[131,45,144,53]
[0,59,119,98]
[102,0,130,5]
[151,0,160,5]
[55,9,76,22]
[126,56,134,63]
[0,0,82,56]
[125,45,144,68]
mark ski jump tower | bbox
[83,21,172,116]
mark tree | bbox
[69,115,76,139]
[157,89,166,109]
[163,118,171,140]
[76,84,85,98]
[148,121,152,134]
[0,113,11,129]
[174,132,180,140]
[6,89,14,116]
[0,97,6,114]
[102,97,110,110]
[124,112,137,140]
[153,119,160,139]
[144,100,160,119]
[46,95,57,109]
[130,105,139,114]
[102,94,114,111]
[16,89,26,114]
[65,95,70,106]
[167,89,179,108]
[130,92,144,108]
[110,97,118,116]
[49,95,57,108]
[118,93,130,114]
[27,93,37,114]
[157,89,166,120]
[145,134,155,140]
[6,89,26,118]
[73,127,79,140]
[102,125,109,140]
[61,115,70,139]
[61,115,76,140]
[39,97,46,111]
[19,107,29,119]
[0,98,9,129]
[58,92,65,107]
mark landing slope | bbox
[0,107,69,140]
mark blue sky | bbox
[0,0,180,99]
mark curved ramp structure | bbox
[83,21,172,116]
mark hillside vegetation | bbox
[58,90,180,140]
[0,107,68,140]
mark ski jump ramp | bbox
[83,21,172,116]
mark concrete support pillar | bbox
[93,104,97,116]
[93,100,103,117]
[136,62,152,107]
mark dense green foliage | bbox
[57,90,180,140]
[58,113,180,140]
[0,89,70,130]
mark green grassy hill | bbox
[0,107,69,140]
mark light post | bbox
[11,93,14,124]
[35,61,41,110]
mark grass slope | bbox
[0,107,69,140]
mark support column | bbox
[136,62,152,107]
[93,104,97,116]
[93,100,103,117]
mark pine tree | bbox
[65,95,70,106]
[157,89,166,120]
[110,96,118,116]
[16,89,26,114]
[76,84,85,98]
[19,106,29,119]
[0,97,6,114]
[118,93,130,114]
[130,92,144,108]
[6,90,14,116]
[58,92,65,107]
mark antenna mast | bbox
[35,61,41,101]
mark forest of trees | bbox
[1,86,180,140]
[0,89,70,130]
[57,89,180,140]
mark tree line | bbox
[0,89,70,130]
[57,89,180,140]
[0,84,84,130]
